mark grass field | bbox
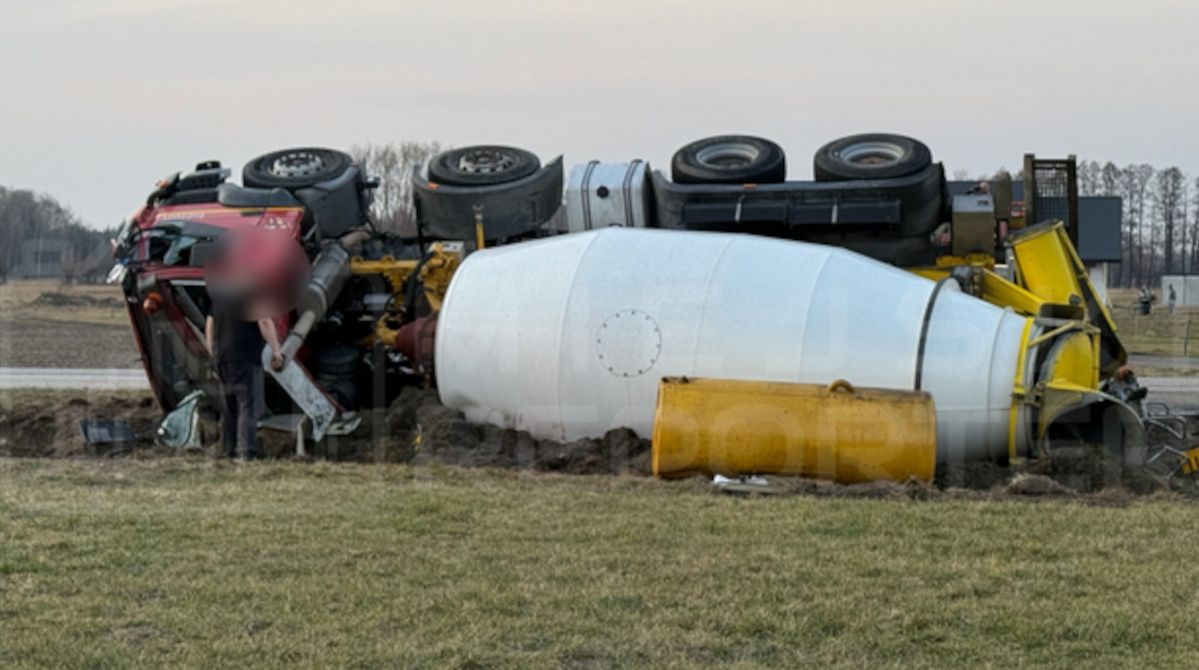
[1108,288,1199,357]
[0,279,138,368]
[3,459,1199,669]
[0,279,128,327]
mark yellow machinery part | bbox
[349,242,461,311]
[349,243,462,350]
[1007,316,1035,462]
[1046,330,1100,390]
[910,253,1048,319]
[350,255,412,294]
[910,266,1048,320]
[1184,447,1199,476]
[906,221,1130,462]
[652,377,937,483]
[1007,223,1122,355]
[417,246,460,311]
[936,252,996,270]
[1008,223,1083,305]
[909,253,994,283]
[1034,328,1104,444]
[980,269,1044,316]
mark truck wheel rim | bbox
[695,141,761,169]
[270,151,326,178]
[457,149,517,175]
[836,140,906,167]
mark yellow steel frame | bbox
[348,242,462,348]
[910,221,1125,457]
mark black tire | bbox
[427,145,540,186]
[243,148,353,189]
[813,133,931,181]
[671,135,786,185]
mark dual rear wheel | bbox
[670,132,931,184]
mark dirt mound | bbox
[933,445,1172,500]
[936,460,1012,491]
[31,291,122,309]
[2,388,653,476]
[0,388,1183,501]
[1019,446,1125,492]
[0,391,162,458]
[1004,474,1075,497]
[266,388,652,475]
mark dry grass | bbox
[1108,288,1199,357]
[0,278,128,327]
[4,459,1199,668]
[0,280,139,368]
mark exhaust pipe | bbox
[278,244,351,363]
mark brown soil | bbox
[0,388,1187,502]
[0,391,162,457]
[0,318,141,368]
[261,388,652,476]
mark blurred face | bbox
[205,226,309,321]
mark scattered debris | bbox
[156,390,206,449]
[0,392,160,457]
[80,419,136,445]
[0,388,1187,502]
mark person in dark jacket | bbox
[206,309,282,459]
[1138,286,1154,315]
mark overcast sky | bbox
[3,0,1197,228]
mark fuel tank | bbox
[435,228,1032,463]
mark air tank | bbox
[435,228,1033,463]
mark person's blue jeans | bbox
[218,362,264,459]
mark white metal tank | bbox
[565,161,650,231]
[435,228,1031,462]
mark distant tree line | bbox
[1074,161,1197,289]
[0,187,114,283]
[955,162,1195,288]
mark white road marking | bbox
[0,368,148,390]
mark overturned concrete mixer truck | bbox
[109,134,1198,482]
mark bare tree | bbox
[1152,167,1186,275]
[1078,160,1102,196]
[350,141,445,236]
[1192,177,1199,273]
[1100,162,1121,197]
[1181,178,1191,274]
[0,187,106,280]
[1120,164,1155,287]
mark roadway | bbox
[0,367,148,391]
